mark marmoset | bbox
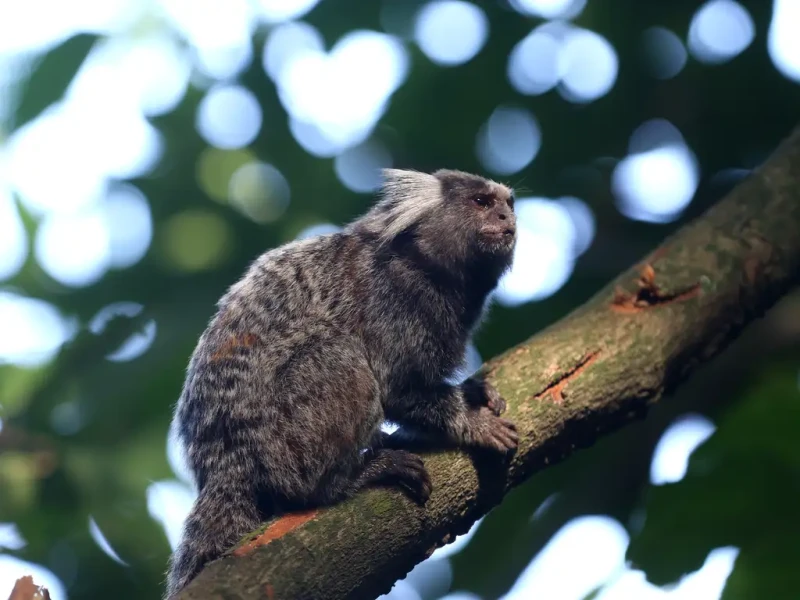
[165,168,519,597]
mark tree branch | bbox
[176,126,800,600]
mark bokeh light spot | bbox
[0,523,25,551]
[167,421,194,485]
[508,29,562,95]
[158,0,251,56]
[0,293,71,367]
[35,210,111,287]
[88,516,127,566]
[92,34,192,117]
[161,209,235,272]
[228,162,291,224]
[197,147,256,203]
[768,0,800,82]
[642,27,688,79]
[414,1,489,67]
[104,184,153,268]
[89,302,157,362]
[195,41,253,81]
[558,28,618,103]
[50,400,86,436]
[613,120,699,223]
[335,139,393,193]
[262,21,325,82]
[688,0,755,64]
[650,414,716,485]
[509,0,586,19]
[502,516,628,599]
[476,106,541,175]
[275,30,409,154]
[395,557,453,600]
[147,480,195,551]
[431,517,484,560]
[255,0,321,24]
[496,198,589,306]
[558,196,595,256]
[295,222,342,240]
[196,84,263,150]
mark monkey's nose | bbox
[503,226,515,237]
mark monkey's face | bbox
[469,187,516,258]
[435,170,517,262]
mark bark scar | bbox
[534,351,601,405]
[232,510,319,557]
[611,264,700,313]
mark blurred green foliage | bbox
[1,1,799,599]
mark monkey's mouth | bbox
[479,228,516,252]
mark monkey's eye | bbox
[473,195,491,208]
[508,195,515,209]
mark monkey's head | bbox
[357,168,516,276]
[432,169,516,261]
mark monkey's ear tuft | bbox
[379,169,441,199]
[381,168,413,180]
[381,169,435,186]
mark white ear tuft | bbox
[376,169,443,242]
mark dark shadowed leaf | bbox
[12,33,96,131]
[627,360,800,598]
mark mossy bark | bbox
[176,126,800,600]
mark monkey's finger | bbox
[492,432,518,451]
[496,418,517,431]
[490,423,519,450]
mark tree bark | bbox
[176,126,800,600]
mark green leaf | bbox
[12,33,97,131]
[627,360,800,597]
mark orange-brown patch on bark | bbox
[232,510,319,557]
[209,333,260,362]
[534,351,601,405]
[611,265,700,313]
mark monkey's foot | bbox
[465,406,519,453]
[363,449,432,504]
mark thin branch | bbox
[177,126,800,600]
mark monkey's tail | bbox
[165,480,261,599]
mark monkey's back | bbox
[173,232,384,504]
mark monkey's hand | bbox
[463,377,506,416]
[463,406,518,453]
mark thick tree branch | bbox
[177,126,800,600]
